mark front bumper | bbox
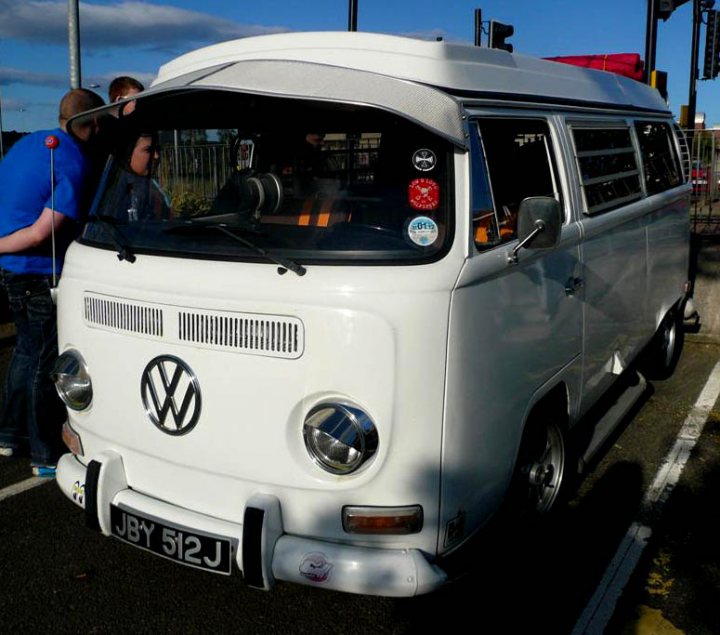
[57,451,447,597]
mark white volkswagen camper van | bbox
[53,32,690,596]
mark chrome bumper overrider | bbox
[56,452,447,596]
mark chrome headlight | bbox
[303,403,378,475]
[51,350,92,411]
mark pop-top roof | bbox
[154,31,666,112]
[73,32,669,149]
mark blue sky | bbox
[0,0,713,132]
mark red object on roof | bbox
[544,53,644,82]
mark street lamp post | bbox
[68,0,81,88]
[348,0,358,31]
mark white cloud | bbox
[0,66,156,95]
[0,1,287,51]
[0,97,27,111]
[0,67,67,88]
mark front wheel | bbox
[510,419,567,516]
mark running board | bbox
[578,370,648,472]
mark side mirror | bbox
[508,197,562,264]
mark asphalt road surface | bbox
[1,335,719,634]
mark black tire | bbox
[508,418,568,516]
[643,305,684,380]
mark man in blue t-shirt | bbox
[0,88,104,476]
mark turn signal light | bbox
[62,421,84,456]
[342,505,423,534]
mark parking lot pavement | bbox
[607,342,720,635]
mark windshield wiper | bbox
[166,221,306,276]
[213,225,306,276]
[87,215,136,263]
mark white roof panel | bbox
[153,31,667,113]
[70,32,665,148]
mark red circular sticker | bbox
[408,178,440,211]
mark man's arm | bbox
[0,207,68,254]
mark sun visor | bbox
[148,59,468,148]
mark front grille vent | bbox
[178,310,303,358]
[84,294,164,337]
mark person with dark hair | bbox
[114,132,170,221]
[0,87,104,477]
[108,76,144,115]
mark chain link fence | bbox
[684,128,720,235]
[679,128,720,337]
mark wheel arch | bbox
[518,381,571,448]
[653,294,686,333]
[509,379,571,487]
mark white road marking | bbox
[0,476,50,503]
[573,361,720,635]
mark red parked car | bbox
[691,161,709,197]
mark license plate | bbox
[110,504,233,575]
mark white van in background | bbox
[53,32,690,596]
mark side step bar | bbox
[578,369,648,472]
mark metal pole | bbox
[644,0,659,83]
[687,0,702,144]
[348,0,358,32]
[710,129,715,213]
[474,9,483,46]
[68,0,81,88]
[173,129,180,187]
[0,88,4,160]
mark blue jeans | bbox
[0,270,66,465]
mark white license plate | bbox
[110,504,233,574]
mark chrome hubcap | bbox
[529,462,555,487]
[662,317,676,368]
[524,423,565,513]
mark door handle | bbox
[565,276,584,296]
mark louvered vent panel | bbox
[178,310,304,358]
[84,294,164,337]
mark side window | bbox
[473,119,560,250]
[571,125,642,214]
[634,121,682,194]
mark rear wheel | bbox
[511,418,567,515]
[644,306,684,380]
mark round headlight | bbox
[303,403,378,475]
[51,350,92,411]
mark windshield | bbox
[82,90,454,265]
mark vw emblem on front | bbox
[140,355,202,435]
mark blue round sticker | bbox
[407,216,439,246]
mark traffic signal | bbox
[703,10,720,79]
[489,20,514,52]
[658,0,691,22]
[679,105,689,128]
[651,70,668,100]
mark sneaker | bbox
[0,445,14,457]
[31,464,57,478]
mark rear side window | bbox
[472,119,561,249]
[571,125,642,214]
[634,121,682,194]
